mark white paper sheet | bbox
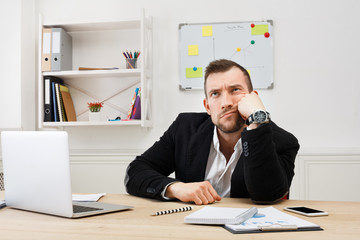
[72,193,106,202]
[225,206,320,232]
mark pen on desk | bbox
[151,206,193,216]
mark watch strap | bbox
[245,114,254,125]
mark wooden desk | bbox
[0,193,359,240]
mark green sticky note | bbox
[251,24,269,35]
[186,67,203,78]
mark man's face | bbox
[203,67,250,134]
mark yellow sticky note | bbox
[247,69,251,76]
[202,26,213,37]
[188,45,199,56]
[251,24,269,35]
[186,67,203,78]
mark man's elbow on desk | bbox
[250,191,289,205]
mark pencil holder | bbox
[126,58,137,69]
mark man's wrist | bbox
[247,121,270,130]
[247,123,260,130]
[161,181,179,200]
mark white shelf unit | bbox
[37,10,152,128]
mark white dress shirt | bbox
[204,127,243,197]
[162,126,243,199]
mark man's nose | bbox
[221,93,233,109]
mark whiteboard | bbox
[179,21,273,90]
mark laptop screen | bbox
[1,131,74,217]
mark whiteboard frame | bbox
[179,20,274,90]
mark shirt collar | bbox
[213,127,242,153]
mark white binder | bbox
[41,28,52,72]
[51,28,72,71]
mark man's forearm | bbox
[125,158,176,200]
[241,123,298,202]
[165,181,222,205]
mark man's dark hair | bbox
[204,59,253,98]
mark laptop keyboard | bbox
[73,204,103,213]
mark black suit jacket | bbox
[125,113,299,203]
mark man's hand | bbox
[165,181,222,205]
[237,91,266,128]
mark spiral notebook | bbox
[184,206,257,225]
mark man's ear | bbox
[203,98,211,115]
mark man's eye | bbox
[233,88,240,92]
[211,92,218,97]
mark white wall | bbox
[20,0,36,131]
[34,0,360,153]
[0,0,22,129]
[0,0,35,130]
[2,0,360,200]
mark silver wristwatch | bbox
[245,109,271,125]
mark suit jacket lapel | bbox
[185,118,214,182]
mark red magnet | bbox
[264,32,270,38]
[251,23,255,28]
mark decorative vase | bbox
[89,111,101,121]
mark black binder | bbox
[44,76,64,122]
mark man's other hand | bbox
[165,181,222,205]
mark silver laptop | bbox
[1,131,132,218]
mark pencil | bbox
[151,206,193,216]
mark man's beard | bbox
[215,109,245,134]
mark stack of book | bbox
[43,76,76,122]
[126,87,141,120]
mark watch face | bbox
[254,110,267,123]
